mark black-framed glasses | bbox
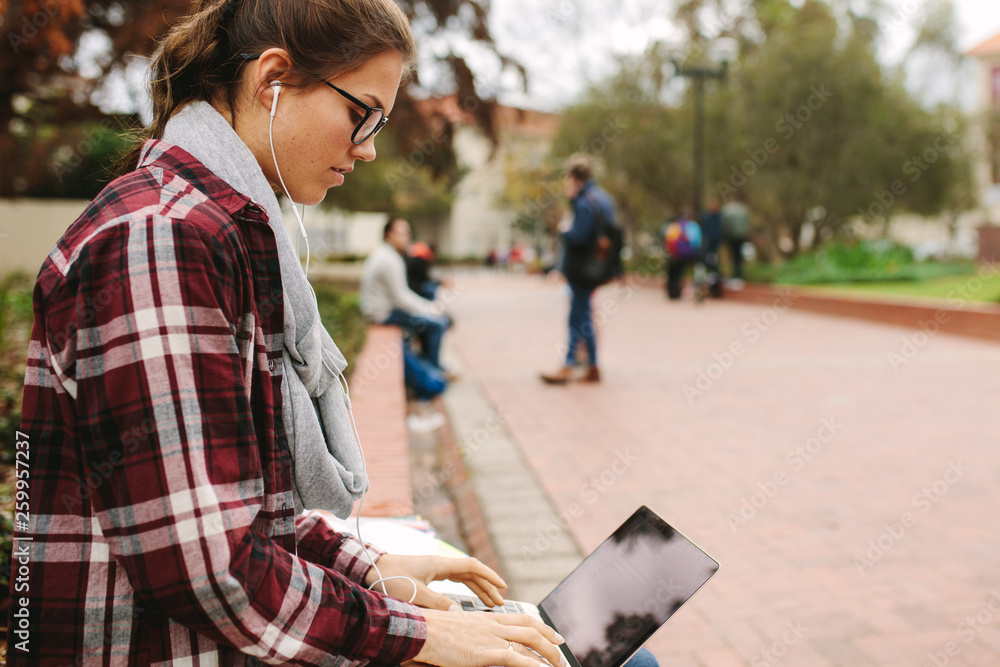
[240,53,388,145]
[322,81,388,145]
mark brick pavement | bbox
[443,271,1000,667]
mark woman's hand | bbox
[364,554,508,610]
[412,608,567,667]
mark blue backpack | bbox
[403,347,447,400]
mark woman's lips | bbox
[330,167,350,186]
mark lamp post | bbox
[671,37,738,218]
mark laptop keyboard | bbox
[448,593,529,614]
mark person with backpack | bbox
[662,208,703,300]
[541,154,619,384]
[721,194,752,286]
[699,198,724,298]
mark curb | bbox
[626,272,1000,343]
[724,282,1000,343]
[437,349,583,604]
[431,396,503,576]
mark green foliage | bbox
[0,510,13,616]
[808,271,1000,303]
[320,126,457,227]
[499,133,563,241]
[709,0,975,254]
[989,109,1000,185]
[550,66,692,238]
[748,240,974,284]
[0,274,33,464]
[311,283,368,375]
[552,0,976,260]
[3,102,139,198]
[0,384,21,465]
[0,274,34,347]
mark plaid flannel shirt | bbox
[8,140,427,665]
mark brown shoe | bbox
[540,366,573,385]
[582,367,601,382]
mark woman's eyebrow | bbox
[362,93,385,110]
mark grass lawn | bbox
[801,270,1000,304]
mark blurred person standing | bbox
[662,208,702,300]
[541,155,617,384]
[721,194,752,286]
[699,197,724,297]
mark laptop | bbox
[448,506,719,667]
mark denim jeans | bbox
[383,308,450,370]
[625,647,660,667]
[565,282,597,367]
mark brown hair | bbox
[120,0,416,172]
[565,154,593,182]
[384,216,407,240]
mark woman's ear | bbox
[249,47,294,112]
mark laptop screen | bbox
[538,506,719,667]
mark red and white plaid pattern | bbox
[9,141,426,665]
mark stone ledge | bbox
[349,325,412,517]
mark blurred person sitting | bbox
[361,217,453,375]
[407,240,444,300]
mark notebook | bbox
[448,506,719,667]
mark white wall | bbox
[975,54,1000,214]
[0,199,90,276]
[285,205,388,259]
[446,127,515,258]
[0,198,390,280]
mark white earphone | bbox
[267,76,417,603]
[267,79,311,273]
[269,79,282,119]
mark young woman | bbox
[11,0,564,664]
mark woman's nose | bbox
[352,137,377,162]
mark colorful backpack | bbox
[664,220,702,259]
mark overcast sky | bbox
[480,0,1000,111]
[108,0,1000,119]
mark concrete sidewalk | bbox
[439,271,1000,667]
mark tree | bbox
[498,136,562,243]
[707,0,975,254]
[1,0,192,196]
[0,0,523,202]
[549,0,976,260]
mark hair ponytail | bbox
[118,0,416,175]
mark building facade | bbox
[969,32,1000,212]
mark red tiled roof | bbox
[410,95,560,138]
[968,31,1000,57]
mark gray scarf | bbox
[164,101,366,517]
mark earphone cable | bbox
[268,85,311,276]
[269,81,416,603]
